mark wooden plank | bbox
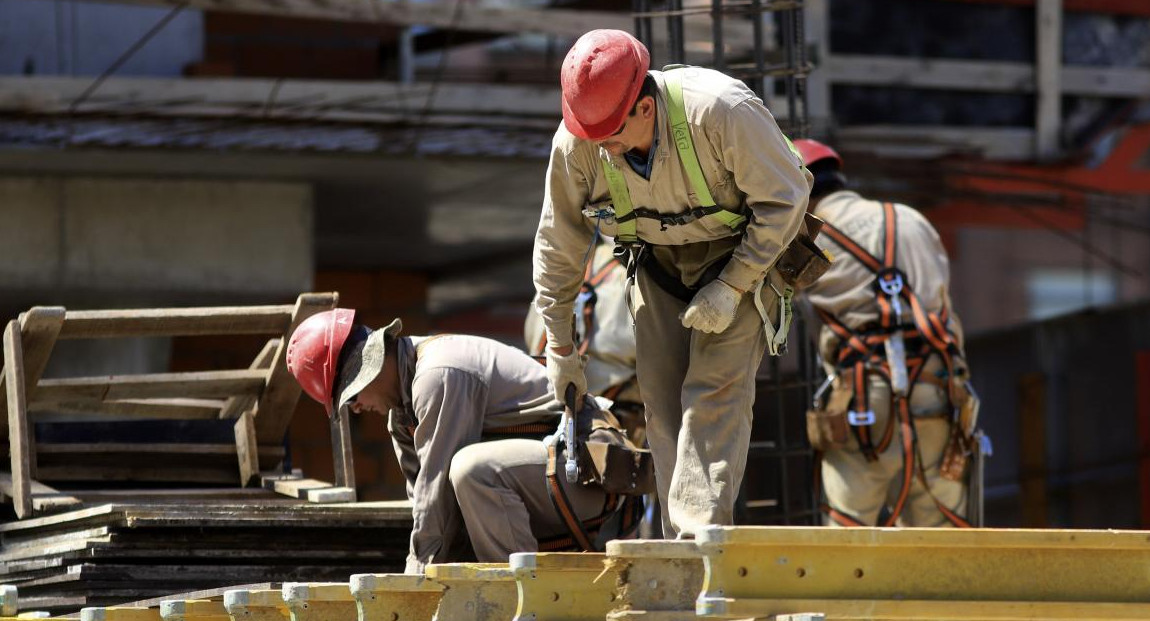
[126,584,279,611]
[1035,0,1063,161]
[220,338,279,420]
[254,293,338,442]
[234,411,259,488]
[31,370,268,405]
[33,465,271,485]
[1018,372,1048,528]
[0,473,82,513]
[56,306,294,340]
[30,399,225,420]
[5,320,33,519]
[329,411,355,491]
[305,487,355,504]
[0,307,65,440]
[271,479,333,499]
[36,443,285,456]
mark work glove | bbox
[680,279,743,334]
[545,347,588,405]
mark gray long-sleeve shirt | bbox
[385,334,562,573]
[532,67,812,349]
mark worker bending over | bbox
[533,29,812,537]
[286,309,647,573]
[797,139,979,527]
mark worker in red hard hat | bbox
[533,28,814,538]
[794,139,981,528]
[286,309,648,573]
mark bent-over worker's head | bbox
[794,138,847,204]
[561,29,657,155]
[285,308,403,417]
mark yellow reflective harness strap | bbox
[598,68,746,242]
[601,158,637,244]
[664,70,746,230]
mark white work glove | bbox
[545,347,588,405]
[680,279,743,334]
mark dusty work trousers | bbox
[633,261,775,537]
[449,439,612,561]
[821,370,967,527]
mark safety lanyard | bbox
[600,69,746,244]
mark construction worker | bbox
[533,29,812,537]
[796,139,977,528]
[285,309,645,573]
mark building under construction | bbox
[0,0,1148,618]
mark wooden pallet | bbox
[0,295,349,519]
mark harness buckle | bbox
[848,410,876,426]
[876,268,904,297]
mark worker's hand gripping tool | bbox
[563,383,580,483]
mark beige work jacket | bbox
[533,67,811,349]
[386,334,622,573]
[805,190,966,364]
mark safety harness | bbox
[813,201,971,528]
[599,67,796,355]
[599,69,746,245]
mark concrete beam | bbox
[822,55,1150,99]
[64,0,755,54]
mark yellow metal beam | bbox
[80,608,162,621]
[223,589,289,621]
[159,600,229,621]
[281,584,356,621]
[510,552,617,621]
[424,563,517,621]
[605,539,704,621]
[350,573,443,621]
[696,526,1150,620]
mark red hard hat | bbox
[794,139,843,169]
[286,308,355,415]
[560,29,650,141]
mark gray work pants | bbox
[450,439,610,561]
[633,258,775,537]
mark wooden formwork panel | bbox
[424,563,516,621]
[349,574,442,621]
[696,526,1150,620]
[509,552,617,621]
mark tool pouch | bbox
[805,377,853,451]
[940,422,975,482]
[578,440,655,496]
[776,214,834,289]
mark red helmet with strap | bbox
[286,308,355,415]
[794,138,843,170]
[560,29,650,141]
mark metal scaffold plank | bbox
[350,574,443,621]
[509,552,617,621]
[223,589,289,621]
[696,526,1150,620]
[423,563,516,621]
[281,584,356,621]
[605,539,704,620]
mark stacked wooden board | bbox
[0,501,413,616]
